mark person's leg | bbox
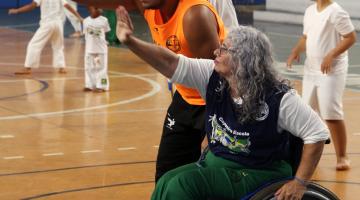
[19,24,53,75]
[50,22,66,73]
[84,53,95,91]
[318,73,349,170]
[155,92,206,182]
[94,53,109,91]
[302,74,319,112]
[326,120,349,170]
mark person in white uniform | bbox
[64,0,82,38]
[287,0,356,170]
[8,0,83,75]
[209,0,238,31]
[83,6,111,92]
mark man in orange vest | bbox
[74,0,227,182]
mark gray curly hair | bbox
[226,26,290,124]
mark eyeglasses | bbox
[215,44,235,56]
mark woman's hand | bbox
[115,6,134,44]
[274,179,306,200]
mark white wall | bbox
[254,0,360,31]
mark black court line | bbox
[0,160,155,177]
[21,180,154,200]
[0,78,48,101]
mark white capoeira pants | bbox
[64,0,82,32]
[302,72,347,120]
[25,20,65,69]
[84,53,109,90]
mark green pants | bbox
[151,151,292,200]
[103,10,120,45]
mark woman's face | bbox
[214,40,234,78]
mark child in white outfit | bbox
[287,0,357,171]
[83,6,111,92]
[8,0,82,75]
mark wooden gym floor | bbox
[0,25,359,200]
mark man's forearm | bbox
[292,35,306,55]
[327,31,357,58]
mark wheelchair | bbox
[211,134,340,200]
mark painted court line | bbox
[153,145,159,148]
[353,133,360,136]
[81,150,101,154]
[43,152,64,157]
[0,135,14,139]
[117,147,136,151]
[0,64,162,121]
[3,156,24,160]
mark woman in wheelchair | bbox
[116,6,330,200]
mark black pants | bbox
[155,91,206,182]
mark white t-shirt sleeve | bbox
[104,18,111,33]
[331,8,355,35]
[278,90,329,144]
[303,6,311,35]
[33,0,41,6]
[171,54,214,100]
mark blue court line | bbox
[21,180,154,200]
[0,75,48,101]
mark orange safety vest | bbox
[144,0,226,105]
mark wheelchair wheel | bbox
[249,181,340,200]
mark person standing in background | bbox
[83,6,111,92]
[287,0,356,171]
[8,0,83,75]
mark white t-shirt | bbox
[171,55,329,144]
[303,2,354,74]
[209,0,239,32]
[34,0,67,25]
[83,16,111,54]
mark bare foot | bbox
[336,158,350,171]
[58,68,67,74]
[15,68,31,75]
[83,88,92,92]
[94,88,106,93]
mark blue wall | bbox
[0,0,33,8]
[233,0,266,5]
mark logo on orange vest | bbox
[166,35,181,52]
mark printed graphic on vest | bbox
[87,26,102,37]
[209,114,251,154]
[255,102,269,121]
[166,35,181,52]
